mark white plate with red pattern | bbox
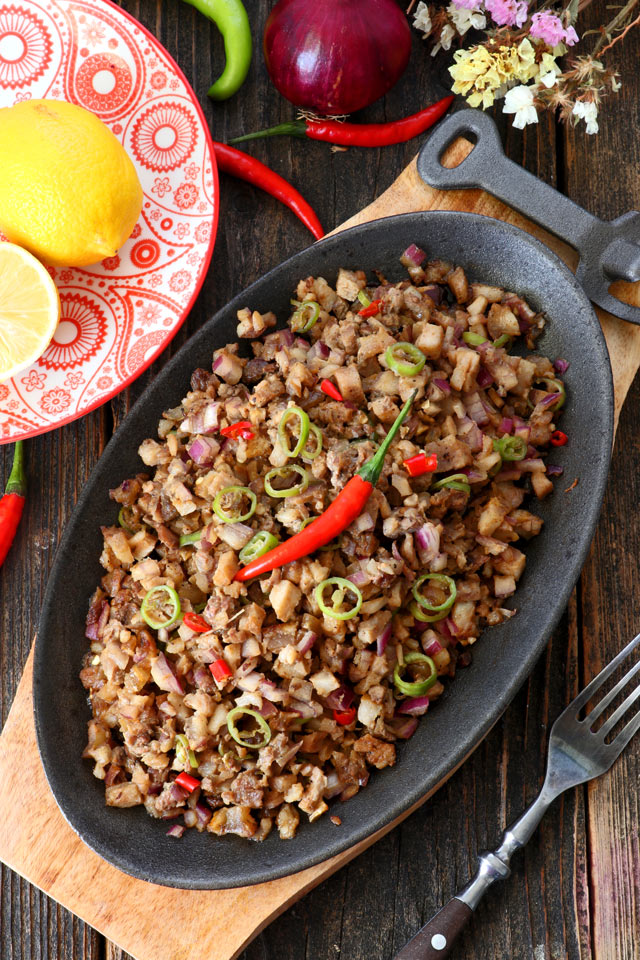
[0,0,218,442]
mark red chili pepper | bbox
[235,391,416,582]
[333,706,357,726]
[182,612,211,633]
[550,430,568,446]
[403,452,438,478]
[212,142,324,241]
[220,420,254,440]
[358,299,383,318]
[0,441,26,568]
[175,772,200,793]
[229,95,454,149]
[320,379,343,402]
[210,658,233,682]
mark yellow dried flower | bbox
[449,38,539,109]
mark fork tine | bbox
[587,657,640,727]
[566,632,640,715]
[598,681,640,740]
[607,708,640,758]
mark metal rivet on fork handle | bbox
[417,109,640,325]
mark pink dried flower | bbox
[564,25,579,46]
[530,11,565,46]
[485,0,528,28]
[450,0,483,8]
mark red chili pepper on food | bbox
[403,452,438,478]
[175,772,200,793]
[210,658,233,682]
[320,379,344,402]
[550,430,568,446]
[0,441,26,568]
[358,299,383,318]
[182,612,211,633]
[220,420,254,440]
[229,96,454,149]
[333,706,357,726]
[235,391,416,582]
[212,142,324,241]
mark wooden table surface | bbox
[2,1,639,958]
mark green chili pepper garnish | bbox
[141,585,181,630]
[226,706,271,749]
[493,334,512,349]
[278,406,310,458]
[462,331,488,346]
[492,435,527,461]
[357,289,371,308]
[408,600,448,624]
[213,485,257,523]
[385,342,426,377]
[315,577,363,620]
[535,377,566,410]
[393,652,438,697]
[412,573,456,614]
[301,422,323,462]
[118,506,134,534]
[431,473,471,494]
[182,0,252,102]
[264,464,309,498]
[179,529,202,546]
[175,733,198,769]
[239,531,279,564]
[289,299,320,333]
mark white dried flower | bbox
[447,3,487,36]
[431,23,456,56]
[502,85,538,129]
[539,70,559,88]
[572,100,599,135]
[413,1,433,37]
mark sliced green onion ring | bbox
[431,473,471,494]
[302,422,323,462]
[141,585,181,630]
[226,706,272,749]
[412,573,457,614]
[289,299,320,333]
[213,485,257,523]
[462,331,488,346]
[118,506,135,534]
[385,342,426,377]
[535,376,566,410]
[492,435,527,461]
[175,733,198,769]
[278,406,310,458]
[393,652,438,697]
[264,464,309,498]
[315,577,363,621]
[239,531,279,564]
[357,289,371,308]
[179,529,202,546]
[493,334,512,349]
[409,600,448,624]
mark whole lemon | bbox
[0,99,143,267]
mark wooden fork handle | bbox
[393,898,472,959]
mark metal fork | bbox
[394,633,640,960]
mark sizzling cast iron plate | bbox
[34,212,613,889]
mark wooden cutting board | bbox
[2,138,640,960]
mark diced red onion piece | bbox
[518,316,532,333]
[202,402,220,433]
[280,328,295,347]
[499,417,513,435]
[397,696,430,716]
[289,698,321,719]
[554,358,570,374]
[377,622,392,656]
[347,569,370,587]
[258,679,287,702]
[166,824,185,838]
[195,802,212,828]
[423,284,442,304]
[151,652,184,694]
[476,366,494,389]
[401,244,426,267]
[432,378,450,394]
[296,630,317,654]
[538,391,562,409]
[258,699,278,718]
[444,617,460,637]
[466,393,490,426]
[168,782,188,803]
[393,716,419,739]
[520,458,546,473]
[326,684,354,711]
[324,771,344,799]
[546,463,564,477]
[236,671,262,692]
[186,435,220,466]
[423,637,443,657]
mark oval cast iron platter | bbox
[34,212,613,889]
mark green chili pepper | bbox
[412,573,456,614]
[385,342,426,377]
[462,331,488,346]
[141,585,181,630]
[431,473,471,494]
[175,733,198,769]
[315,576,362,620]
[239,530,279,564]
[289,299,320,333]
[179,529,202,546]
[302,423,323,462]
[118,506,134,534]
[534,377,566,410]
[393,652,437,697]
[213,485,257,522]
[492,435,527,461]
[182,0,252,101]
[264,464,309,498]
[226,706,271,749]
[493,334,512,349]
[408,600,448,624]
[357,289,371,308]
[278,406,310,458]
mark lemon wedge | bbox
[0,243,61,382]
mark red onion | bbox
[414,522,440,565]
[377,622,392,656]
[326,684,354,711]
[393,716,419,739]
[432,378,450,394]
[309,340,330,361]
[466,392,490,426]
[85,598,109,640]
[258,699,278,718]
[166,824,185,838]
[457,415,484,452]
[476,366,494,389]
[423,636,443,657]
[347,568,370,587]
[401,244,426,268]
[554,358,570,374]
[150,652,184,694]
[289,698,322,719]
[258,679,287,702]
[324,771,344,799]
[423,284,443,305]
[546,463,564,477]
[296,630,317,654]
[397,696,430,716]
[186,435,220,466]
[195,802,212,829]
[499,417,513,435]
[264,0,411,115]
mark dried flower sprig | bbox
[411,0,635,133]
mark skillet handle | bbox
[417,110,598,249]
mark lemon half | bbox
[0,99,143,267]
[0,243,61,382]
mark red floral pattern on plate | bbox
[0,0,218,443]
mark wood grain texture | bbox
[1,0,639,958]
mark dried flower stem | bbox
[593,0,640,55]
